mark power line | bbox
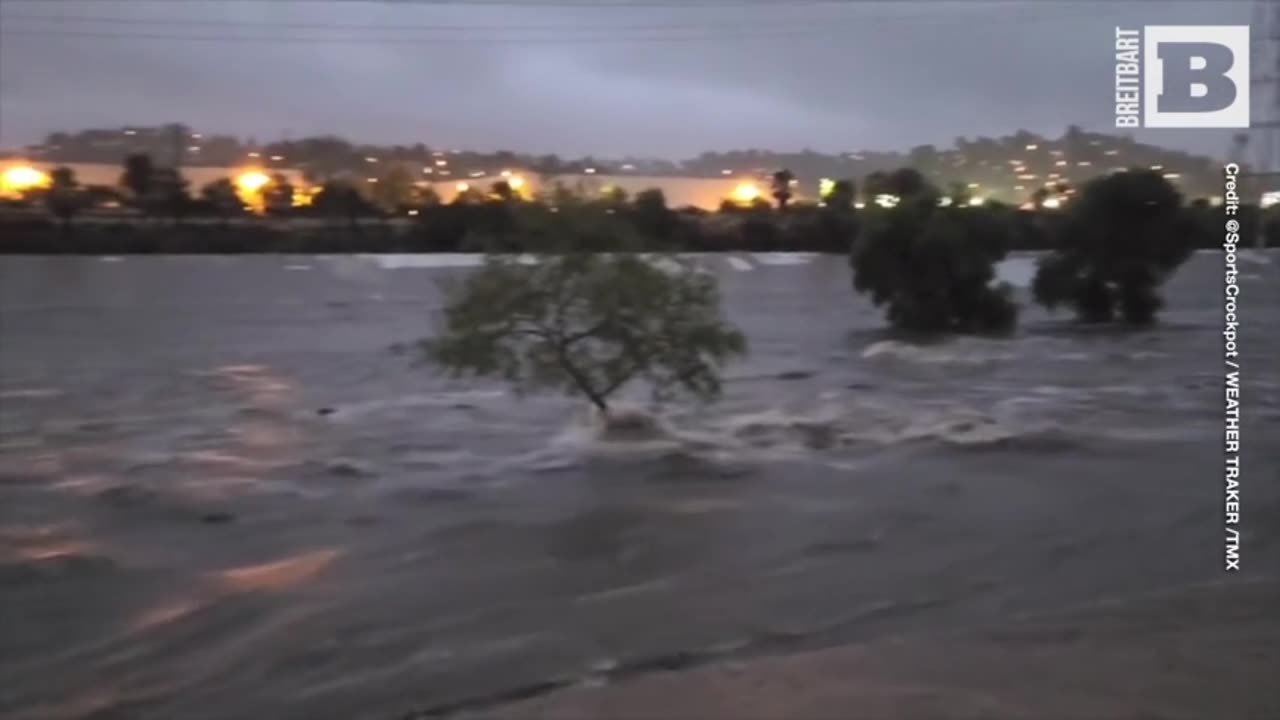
[0,10,998,33]
[0,6,1109,45]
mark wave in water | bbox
[861,339,1016,366]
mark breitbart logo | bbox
[1115,26,1250,129]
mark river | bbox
[1,252,1277,719]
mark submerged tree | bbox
[1032,169,1196,325]
[851,169,1017,334]
[423,250,747,414]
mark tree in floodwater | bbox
[45,166,81,231]
[422,249,747,414]
[850,169,1018,334]
[1032,169,1197,325]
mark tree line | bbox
[424,167,1248,417]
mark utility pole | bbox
[1239,0,1280,248]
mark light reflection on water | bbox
[0,254,1277,720]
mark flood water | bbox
[1,252,1278,720]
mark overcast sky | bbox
[0,0,1257,159]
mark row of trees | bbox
[424,168,1218,418]
[850,168,1202,330]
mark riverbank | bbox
[470,578,1280,720]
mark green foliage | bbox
[851,170,1017,334]
[1032,170,1196,325]
[423,253,747,412]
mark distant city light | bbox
[192,133,203,140]
[621,164,635,170]
[500,170,512,178]
[874,194,899,208]
[234,170,271,194]
[435,160,447,167]
[938,196,954,207]
[248,152,260,158]
[508,176,525,190]
[854,201,866,209]
[1025,144,1038,150]
[367,177,378,183]
[1150,164,1163,170]
[366,157,378,163]
[124,129,136,136]
[1042,197,1062,209]
[731,182,761,203]
[0,165,50,195]
[968,196,986,207]
[585,168,596,174]
[1078,161,1093,167]
[1261,191,1280,208]
[1164,173,1182,180]
[721,169,732,175]
[967,182,980,188]
[271,155,283,161]
[470,171,484,178]
[819,178,835,197]
[408,209,420,216]
[456,182,470,192]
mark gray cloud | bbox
[0,0,1254,158]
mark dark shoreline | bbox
[468,578,1280,720]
